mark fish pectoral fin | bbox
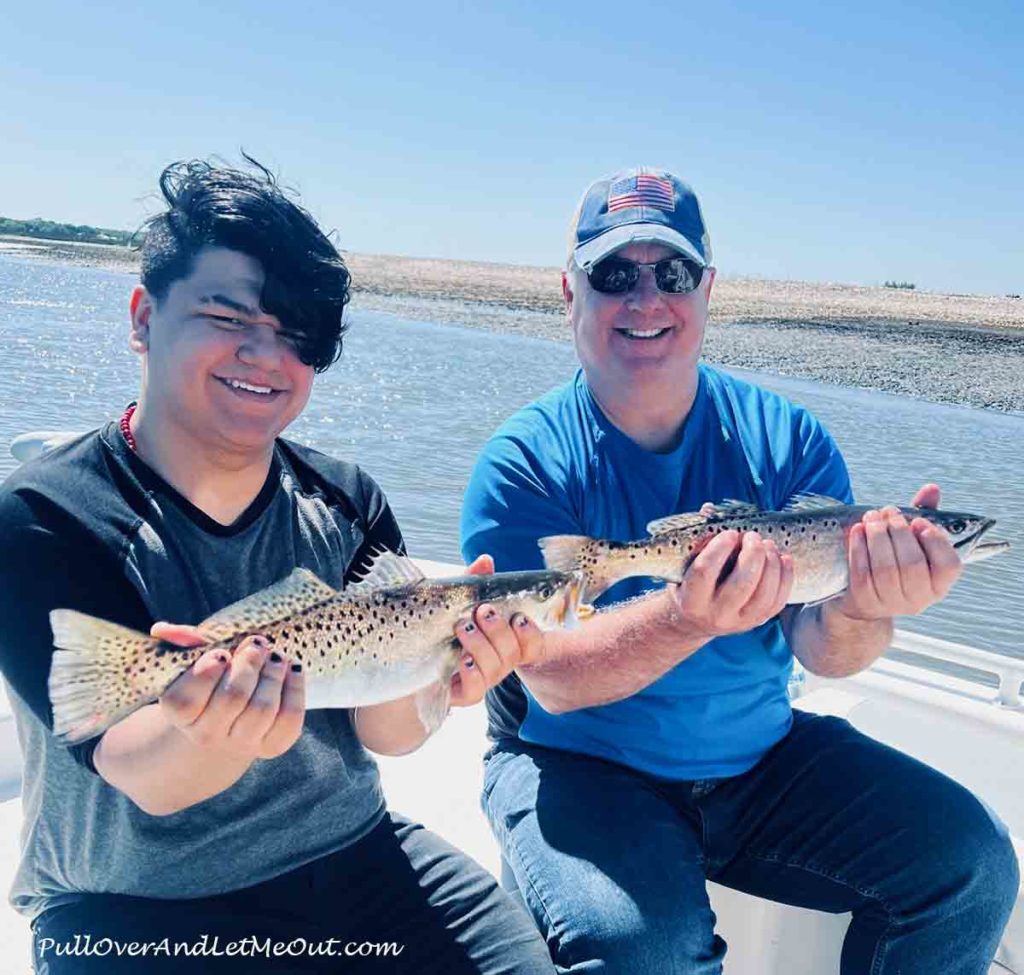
[646,512,711,536]
[783,493,845,513]
[800,590,846,610]
[346,548,425,595]
[198,567,338,642]
[413,679,453,735]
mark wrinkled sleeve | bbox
[785,410,854,505]
[0,490,150,772]
[345,472,406,581]
[461,434,580,573]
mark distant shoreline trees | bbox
[0,216,133,247]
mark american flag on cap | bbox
[607,173,675,213]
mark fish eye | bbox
[538,584,553,599]
[948,519,966,534]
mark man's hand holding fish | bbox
[783,483,966,678]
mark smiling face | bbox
[129,246,315,454]
[563,241,716,411]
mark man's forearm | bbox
[94,705,255,815]
[520,590,709,713]
[786,601,894,678]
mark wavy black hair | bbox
[138,155,350,372]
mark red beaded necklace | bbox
[119,403,138,453]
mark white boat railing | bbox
[888,629,1024,709]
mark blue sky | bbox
[1,0,1021,295]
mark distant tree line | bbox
[0,216,133,246]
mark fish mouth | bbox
[952,518,995,557]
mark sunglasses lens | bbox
[588,258,639,294]
[654,258,703,294]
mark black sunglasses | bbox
[586,255,705,295]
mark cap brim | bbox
[574,223,706,270]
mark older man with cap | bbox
[460,168,1018,973]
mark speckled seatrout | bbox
[540,495,1008,605]
[49,552,587,744]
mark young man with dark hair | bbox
[461,167,1018,974]
[0,159,555,974]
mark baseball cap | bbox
[569,167,713,270]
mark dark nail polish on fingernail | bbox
[463,621,476,633]
[270,651,282,664]
[216,652,230,665]
[515,615,530,628]
[462,655,475,669]
[483,608,497,621]
[291,663,302,673]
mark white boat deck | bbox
[0,528,1019,971]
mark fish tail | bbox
[539,535,631,602]
[49,610,163,744]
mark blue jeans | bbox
[482,711,1019,974]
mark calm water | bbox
[1,255,1021,660]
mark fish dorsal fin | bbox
[198,568,338,642]
[646,512,710,536]
[646,499,762,536]
[707,499,763,518]
[346,548,425,595]
[782,493,844,513]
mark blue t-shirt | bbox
[460,365,852,780]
